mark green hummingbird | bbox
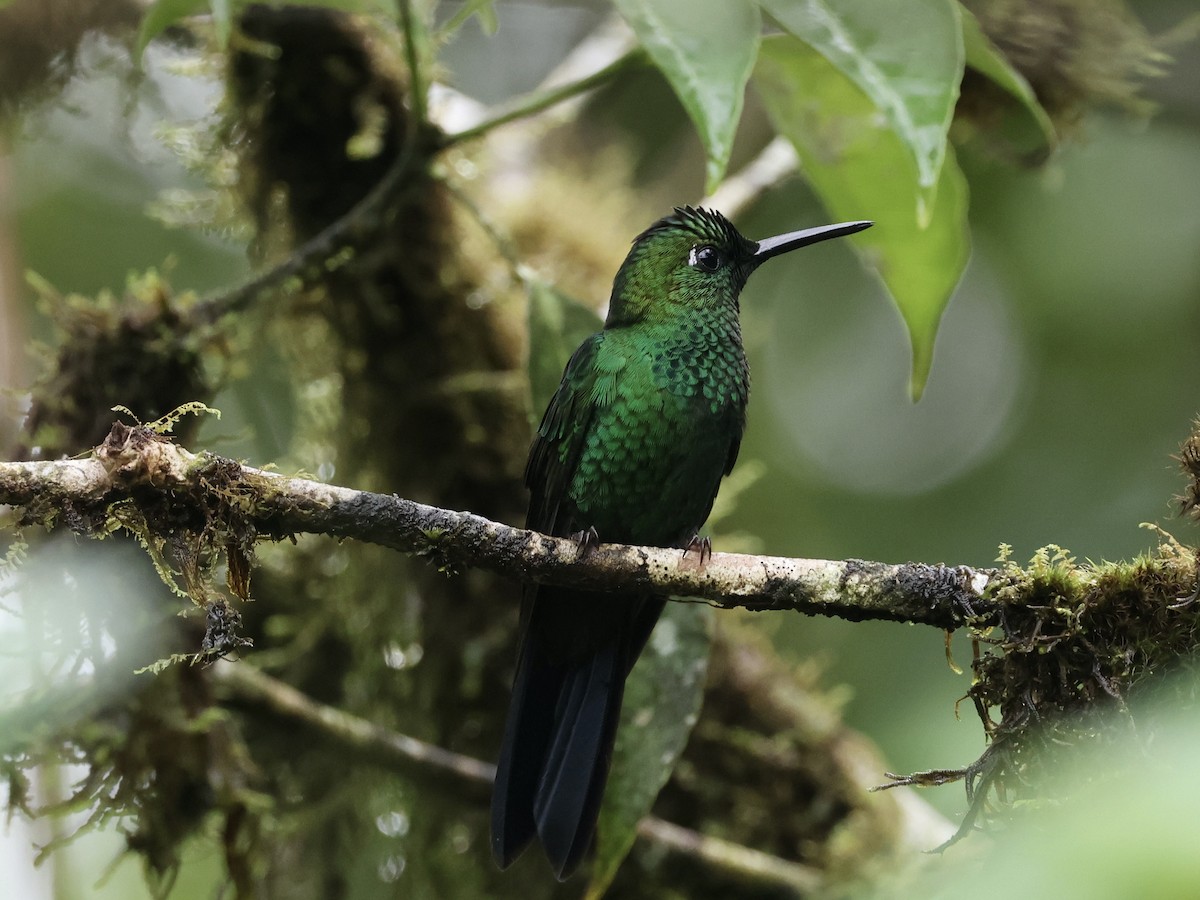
[492,207,871,880]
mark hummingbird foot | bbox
[683,534,712,566]
[569,526,601,560]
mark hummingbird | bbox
[491,206,871,879]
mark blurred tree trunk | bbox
[226,7,534,897]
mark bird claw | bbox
[683,534,712,566]
[570,526,601,560]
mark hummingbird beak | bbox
[752,220,873,264]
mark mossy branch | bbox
[0,423,998,630]
[6,422,1200,855]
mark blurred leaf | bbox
[438,0,499,39]
[136,0,207,64]
[758,0,962,223]
[960,7,1057,165]
[0,682,102,757]
[755,34,970,399]
[203,348,299,463]
[614,0,761,192]
[526,280,602,417]
[915,698,1200,900]
[586,602,713,899]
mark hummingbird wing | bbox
[524,333,604,537]
[724,429,743,476]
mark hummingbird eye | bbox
[690,245,723,272]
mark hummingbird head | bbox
[605,206,871,327]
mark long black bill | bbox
[753,220,873,263]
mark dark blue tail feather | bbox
[491,588,662,880]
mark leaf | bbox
[959,7,1057,165]
[136,0,207,64]
[614,0,761,193]
[754,34,970,399]
[585,602,713,898]
[758,0,963,223]
[526,280,602,417]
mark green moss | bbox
[909,533,1199,846]
[23,272,220,457]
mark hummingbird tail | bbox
[491,620,559,871]
[531,638,625,879]
[491,589,662,880]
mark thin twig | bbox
[398,0,427,128]
[636,817,822,894]
[185,19,631,330]
[441,49,643,148]
[188,148,421,327]
[184,3,432,329]
[217,661,495,799]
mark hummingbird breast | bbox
[566,312,749,548]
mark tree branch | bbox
[700,136,801,220]
[0,424,998,630]
[216,661,496,800]
[8,425,1197,884]
[187,147,421,328]
[214,661,824,895]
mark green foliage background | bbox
[1,0,1199,897]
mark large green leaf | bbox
[754,34,970,398]
[758,0,962,224]
[585,601,713,898]
[614,0,761,192]
[959,7,1057,165]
